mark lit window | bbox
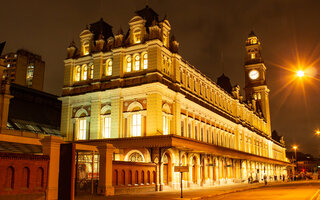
[26,65,34,87]
[78,118,87,140]
[134,55,140,71]
[143,53,148,69]
[83,43,89,55]
[106,60,112,76]
[127,56,132,72]
[82,65,88,80]
[134,29,141,44]
[181,120,184,136]
[103,116,111,138]
[251,53,255,59]
[132,114,141,136]
[163,116,169,135]
[90,64,94,79]
[75,66,80,81]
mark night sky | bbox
[0,0,319,156]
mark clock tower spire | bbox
[244,31,271,136]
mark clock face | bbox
[249,70,259,80]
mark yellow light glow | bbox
[315,130,320,136]
[297,70,305,77]
[292,145,298,150]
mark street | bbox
[76,181,320,200]
[213,181,320,200]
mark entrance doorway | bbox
[162,152,171,185]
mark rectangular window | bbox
[163,116,168,135]
[132,114,141,136]
[207,130,209,143]
[103,116,111,138]
[195,126,198,140]
[127,63,132,72]
[78,118,86,140]
[188,123,191,138]
[181,120,184,137]
[201,128,204,141]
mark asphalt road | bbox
[76,181,320,200]
[213,181,320,200]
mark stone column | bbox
[41,136,64,200]
[97,143,115,196]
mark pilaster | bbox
[97,143,115,196]
[60,97,72,141]
[41,136,64,200]
[111,93,123,138]
[146,92,163,135]
[90,95,101,139]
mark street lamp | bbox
[292,145,298,161]
[296,70,305,78]
[315,130,320,136]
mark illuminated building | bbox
[60,6,289,193]
[1,49,45,91]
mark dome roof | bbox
[217,73,232,94]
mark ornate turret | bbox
[244,31,271,136]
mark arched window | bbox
[135,170,139,185]
[128,152,144,162]
[102,116,111,138]
[78,118,87,140]
[89,64,94,79]
[26,65,34,87]
[82,64,88,80]
[143,53,148,69]
[75,66,81,81]
[134,55,140,71]
[6,166,14,189]
[37,167,44,188]
[133,29,141,44]
[106,60,112,76]
[129,170,132,185]
[162,104,171,135]
[141,171,144,184]
[153,171,156,184]
[120,170,125,185]
[132,113,141,136]
[126,56,132,72]
[23,167,30,188]
[147,171,150,184]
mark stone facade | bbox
[60,6,289,192]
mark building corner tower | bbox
[244,31,271,136]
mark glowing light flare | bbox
[296,70,304,77]
[315,129,320,136]
[292,145,297,150]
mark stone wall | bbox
[0,152,49,196]
[112,161,156,194]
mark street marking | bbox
[310,189,320,200]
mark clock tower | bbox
[244,31,271,136]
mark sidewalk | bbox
[76,180,317,200]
